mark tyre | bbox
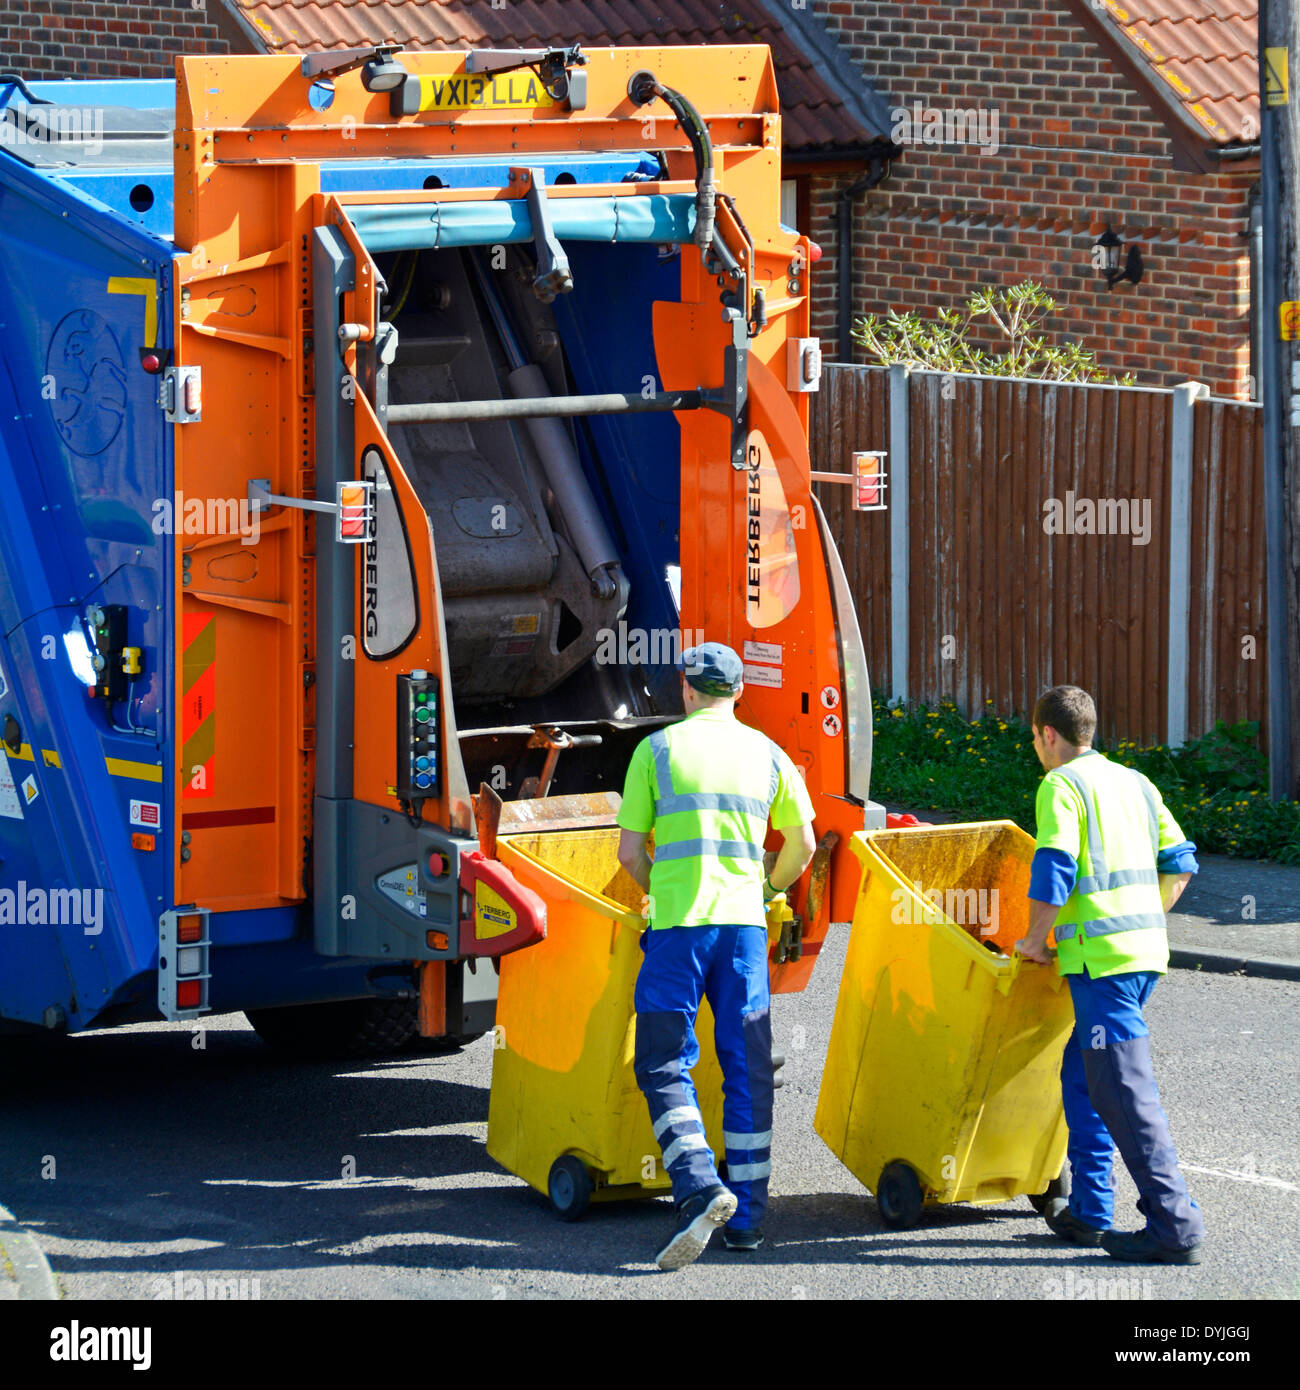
[876,1161,925,1229]
[245,997,418,1059]
[1026,1170,1069,1215]
[548,1155,594,1222]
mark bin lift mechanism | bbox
[246,64,762,564]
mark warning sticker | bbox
[504,613,541,635]
[822,713,842,738]
[0,752,22,819]
[743,662,783,690]
[743,640,783,666]
[21,773,38,806]
[130,799,162,829]
[820,686,841,710]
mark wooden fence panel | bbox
[1188,397,1268,740]
[809,365,1262,745]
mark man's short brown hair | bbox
[1033,685,1096,747]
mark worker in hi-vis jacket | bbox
[617,642,816,1271]
[1015,684,1203,1265]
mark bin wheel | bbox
[877,1162,925,1229]
[548,1156,594,1222]
[1027,1170,1069,1215]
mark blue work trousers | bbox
[1060,970,1204,1249]
[633,925,773,1230]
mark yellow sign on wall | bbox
[1281,302,1300,342]
[1265,48,1289,108]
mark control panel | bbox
[397,670,440,802]
[87,603,128,702]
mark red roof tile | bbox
[221,0,890,152]
[1088,0,1259,144]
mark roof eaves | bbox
[750,0,894,143]
[1060,0,1250,171]
[213,0,276,54]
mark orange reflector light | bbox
[131,832,155,852]
[427,930,449,952]
[853,451,887,511]
[336,481,371,542]
[176,979,202,1010]
[176,914,203,943]
[183,372,201,417]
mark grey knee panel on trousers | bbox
[1081,1034,1204,1249]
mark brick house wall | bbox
[799,0,1255,398]
[0,0,231,80]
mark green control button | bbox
[415,707,431,724]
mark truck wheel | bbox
[548,1155,594,1221]
[1026,1170,1069,1215]
[876,1161,925,1229]
[245,998,418,1059]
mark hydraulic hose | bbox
[627,70,714,254]
[0,73,51,107]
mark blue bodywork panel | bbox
[0,150,175,1030]
[0,78,681,1031]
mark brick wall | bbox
[803,0,1254,398]
[0,0,233,80]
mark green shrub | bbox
[870,696,1300,865]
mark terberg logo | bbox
[746,436,763,612]
[362,447,382,642]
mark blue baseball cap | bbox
[678,642,744,696]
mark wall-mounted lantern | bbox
[1093,224,1144,290]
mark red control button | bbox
[428,852,447,878]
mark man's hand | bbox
[1015,897,1060,965]
[617,829,653,893]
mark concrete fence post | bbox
[1167,381,1209,747]
[889,362,911,702]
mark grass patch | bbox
[870,696,1300,865]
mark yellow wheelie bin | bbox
[815,821,1074,1228]
[487,825,726,1219]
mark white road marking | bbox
[1182,1164,1299,1193]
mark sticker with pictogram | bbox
[1281,302,1300,342]
[820,685,841,710]
[822,712,842,738]
[1265,47,1289,107]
